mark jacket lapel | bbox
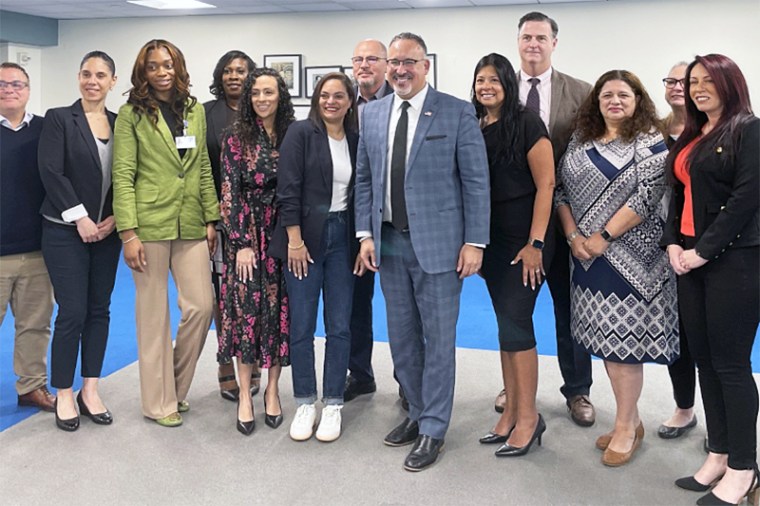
[156,108,183,166]
[316,125,333,189]
[406,87,437,172]
[549,71,564,137]
[71,99,102,171]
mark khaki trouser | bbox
[0,251,54,395]
[132,240,214,419]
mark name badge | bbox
[175,135,196,149]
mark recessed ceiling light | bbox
[127,0,216,10]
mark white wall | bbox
[37,0,760,118]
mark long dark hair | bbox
[666,54,753,173]
[574,70,660,143]
[209,50,256,99]
[307,72,358,134]
[471,53,521,164]
[126,39,196,127]
[229,67,294,150]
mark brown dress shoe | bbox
[596,423,644,450]
[494,389,507,413]
[567,395,595,427]
[602,422,644,467]
[18,386,56,412]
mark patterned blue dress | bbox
[556,130,679,364]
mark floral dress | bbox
[217,126,290,367]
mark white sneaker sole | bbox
[289,425,315,441]
[316,429,341,442]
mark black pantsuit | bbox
[42,221,121,388]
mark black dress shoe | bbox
[343,376,377,402]
[675,475,718,492]
[384,418,419,447]
[54,399,79,432]
[403,435,444,472]
[479,427,513,445]
[495,414,546,457]
[264,395,283,429]
[76,392,113,425]
[237,399,255,436]
[657,415,697,439]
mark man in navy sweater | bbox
[0,62,55,412]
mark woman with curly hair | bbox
[555,70,678,466]
[113,39,219,428]
[217,68,294,435]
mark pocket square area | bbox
[425,134,447,140]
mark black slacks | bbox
[678,244,759,470]
[42,221,121,389]
[348,271,375,383]
[667,319,696,409]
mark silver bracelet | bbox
[566,230,580,245]
[122,235,139,245]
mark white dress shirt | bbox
[518,67,553,129]
[0,111,34,132]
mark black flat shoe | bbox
[54,399,79,432]
[403,435,444,472]
[237,399,255,436]
[657,415,697,439]
[495,414,546,457]
[343,376,377,402]
[384,417,419,447]
[675,475,720,492]
[76,392,113,425]
[264,394,283,429]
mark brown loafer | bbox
[602,422,644,467]
[567,395,595,427]
[18,386,56,412]
[596,423,644,451]
[494,389,507,413]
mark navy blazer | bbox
[38,99,117,223]
[269,119,360,263]
[661,116,759,260]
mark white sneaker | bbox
[316,405,343,442]
[289,403,317,441]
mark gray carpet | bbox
[1,332,756,506]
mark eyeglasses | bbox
[0,80,29,91]
[387,58,424,69]
[662,78,685,89]
[351,56,386,66]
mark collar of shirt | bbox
[392,83,429,114]
[357,81,389,105]
[0,111,34,132]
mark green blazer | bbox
[112,100,219,241]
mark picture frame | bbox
[304,65,343,98]
[263,54,302,98]
[426,53,437,89]
[342,66,354,85]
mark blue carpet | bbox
[2,261,758,431]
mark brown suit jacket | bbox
[548,69,592,166]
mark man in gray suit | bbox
[494,11,595,426]
[355,32,490,471]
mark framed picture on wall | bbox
[304,65,342,98]
[263,54,302,98]
[426,53,437,89]
[342,66,355,85]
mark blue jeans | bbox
[286,212,354,405]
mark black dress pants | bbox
[667,319,696,409]
[348,271,375,383]
[42,221,121,389]
[678,245,759,470]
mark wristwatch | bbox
[600,229,615,242]
[528,238,545,250]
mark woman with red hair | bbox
[663,54,759,505]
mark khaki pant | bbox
[133,240,214,419]
[0,251,54,395]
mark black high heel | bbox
[264,394,283,429]
[675,475,723,492]
[495,414,545,457]
[236,398,255,436]
[54,398,79,432]
[479,425,515,444]
[76,391,113,425]
[696,466,760,506]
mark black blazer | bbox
[269,119,359,263]
[204,99,235,199]
[38,100,117,223]
[661,116,759,260]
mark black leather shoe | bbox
[54,399,79,432]
[237,399,255,436]
[675,475,719,492]
[495,414,546,457]
[343,376,377,402]
[479,427,513,445]
[403,435,444,472]
[384,418,419,447]
[658,415,697,439]
[264,394,283,429]
[76,392,113,425]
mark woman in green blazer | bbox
[113,39,219,427]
